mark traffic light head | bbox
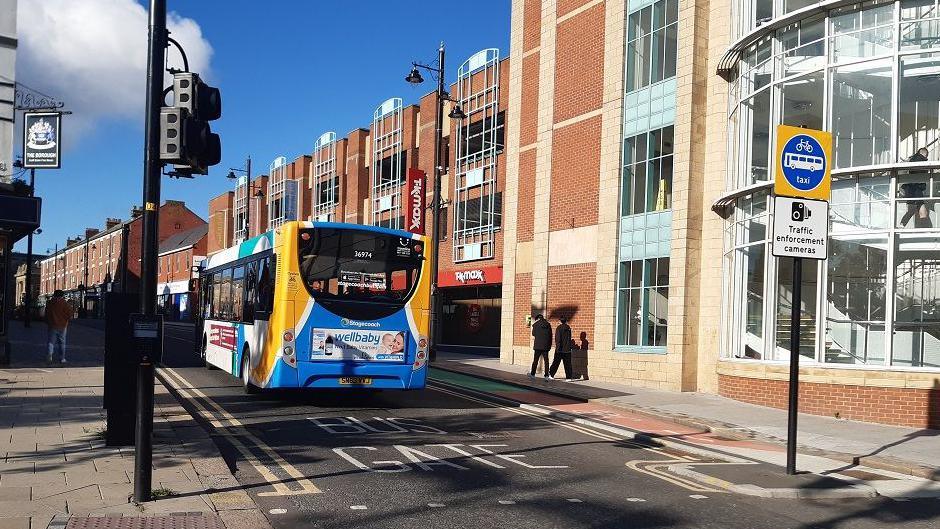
[160,72,222,175]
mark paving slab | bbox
[0,322,270,529]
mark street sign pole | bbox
[786,256,801,475]
[134,0,166,503]
[773,124,832,477]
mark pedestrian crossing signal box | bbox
[130,313,164,364]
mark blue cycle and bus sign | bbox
[774,125,831,201]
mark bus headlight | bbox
[284,346,294,357]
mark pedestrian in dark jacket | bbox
[549,318,575,380]
[529,314,553,379]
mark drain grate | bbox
[65,515,225,529]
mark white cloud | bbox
[16,0,213,139]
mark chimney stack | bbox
[85,228,100,240]
[131,206,143,218]
[105,218,122,229]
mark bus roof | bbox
[201,221,424,271]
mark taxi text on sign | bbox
[775,125,832,201]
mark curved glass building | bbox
[721,0,940,372]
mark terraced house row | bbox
[206,0,940,429]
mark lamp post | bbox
[13,159,37,327]
[405,42,467,360]
[227,157,253,242]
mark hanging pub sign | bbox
[23,112,61,169]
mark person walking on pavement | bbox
[45,290,73,364]
[529,314,553,379]
[549,317,576,380]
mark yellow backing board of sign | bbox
[774,125,832,201]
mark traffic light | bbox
[159,72,221,175]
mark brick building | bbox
[206,53,510,354]
[157,224,208,321]
[39,201,205,316]
[198,0,940,429]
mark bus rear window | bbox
[298,228,424,304]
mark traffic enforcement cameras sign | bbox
[771,196,828,260]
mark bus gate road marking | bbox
[160,367,321,496]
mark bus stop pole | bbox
[786,256,802,475]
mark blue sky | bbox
[15,0,510,253]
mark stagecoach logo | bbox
[455,269,485,284]
[341,318,381,328]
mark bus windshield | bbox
[297,227,424,305]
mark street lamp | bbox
[227,157,253,242]
[405,42,466,360]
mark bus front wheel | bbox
[241,347,260,395]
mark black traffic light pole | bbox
[135,0,166,503]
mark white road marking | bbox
[689,494,709,499]
[428,503,446,508]
[429,384,638,446]
[160,367,321,496]
[498,500,516,505]
[662,430,681,435]
[626,498,646,502]
[268,508,288,515]
[566,498,583,503]
[350,505,368,510]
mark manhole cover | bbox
[65,515,225,529]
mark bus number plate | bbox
[339,377,372,385]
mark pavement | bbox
[0,320,272,529]
[434,351,940,480]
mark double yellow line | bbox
[159,367,321,496]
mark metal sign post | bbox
[134,0,167,503]
[772,125,832,475]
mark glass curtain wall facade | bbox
[616,0,679,351]
[724,0,940,369]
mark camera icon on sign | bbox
[791,202,811,222]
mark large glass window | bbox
[830,173,891,232]
[625,0,678,93]
[616,258,670,347]
[826,235,888,365]
[831,59,893,168]
[893,235,940,366]
[741,90,771,185]
[899,53,940,160]
[830,3,895,63]
[622,126,674,216]
[775,258,818,361]
[781,71,824,130]
[896,170,940,228]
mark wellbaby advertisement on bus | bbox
[310,329,406,362]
